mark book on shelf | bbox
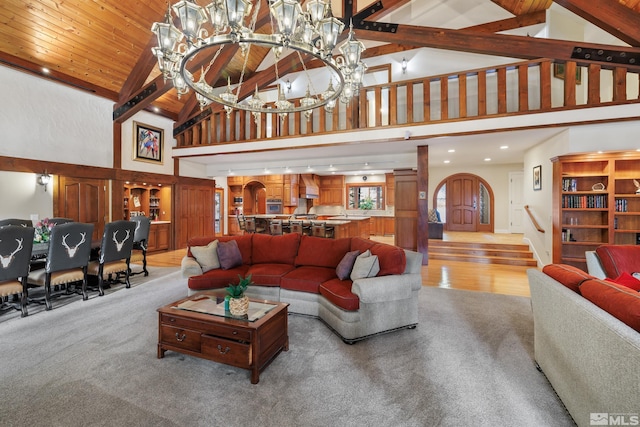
[562,178,578,192]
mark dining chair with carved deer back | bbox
[0,225,34,317]
[87,220,136,297]
[0,218,33,228]
[27,222,94,310]
[129,216,151,277]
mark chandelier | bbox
[151,0,367,121]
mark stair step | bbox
[429,252,538,267]
[427,238,537,266]
[428,240,530,251]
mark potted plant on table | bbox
[226,274,252,316]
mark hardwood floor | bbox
[146,231,535,298]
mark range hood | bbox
[299,174,319,199]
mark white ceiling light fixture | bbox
[151,0,367,121]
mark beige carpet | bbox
[0,270,574,426]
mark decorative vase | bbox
[229,295,249,316]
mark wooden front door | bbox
[55,176,107,242]
[447,174,477,232]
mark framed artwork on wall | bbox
[134,121,163,164]
[533,165,542,191]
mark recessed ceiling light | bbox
[153,106,160,113]
[500,145,508,149]
[42,67,50,74]
[444,160,450,164]
[448,149,455,153]
[484,158,491,161]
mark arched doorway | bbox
[243,180,266,215]
[433,173,495,232]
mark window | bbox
[347,184,384,210]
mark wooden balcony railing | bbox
[175,59,640,147]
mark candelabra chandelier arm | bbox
[151,0,366,117]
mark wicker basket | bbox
[229,296,249,316]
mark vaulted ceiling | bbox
[2,1,640,172]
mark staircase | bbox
[428,240,537,267]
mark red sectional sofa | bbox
[181,233,423,343]
[527,256,640,427]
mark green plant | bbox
[359,197,374,210]
[226,274,252,299]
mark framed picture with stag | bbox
[134,121,163,164]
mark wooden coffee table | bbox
[157,292,289,384]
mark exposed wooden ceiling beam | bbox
[118,36,159,103]
[354,23,640,71]
[463,10,547,33]
[553,0,640,47]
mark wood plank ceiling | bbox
[0,0,639,125]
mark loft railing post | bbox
[440,76,448,120]
[564,61,577,107]
[540,61,551,110]
[458,75,467,118]
[613,67,628,102]
[423,78,431,122]
[478,71,487,115]
[497,68,507,114]
[390,84,398,126]
[518,64,529,112]
[406,82,414,123]
[587,64,601,104]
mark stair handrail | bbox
[524,205,545,233]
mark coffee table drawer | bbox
[201,335,250,368]
[160,313,252,341]
[160,325,201,352]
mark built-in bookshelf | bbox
[552,153,640,270]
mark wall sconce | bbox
[37,171,51,192]
[401,57,408,74]
[285,79,291,93]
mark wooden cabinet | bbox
[370,216,384,235]
[319,175,344,205]
[384,217,395,236]
[370,216,395,236]
[283,174,298,206]
[148,222,170,252]
[266,184,284,199]
[385,173,395,206]
[228,216,241,235]
[552,153,640,269]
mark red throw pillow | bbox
[605,272,640,292]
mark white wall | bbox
[0,171,53,221]
[429,163,524,233]
[0,66,113,167]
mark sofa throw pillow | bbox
[606,272,640,292]
[350,250,380,281]
[190,240,220,272]
[336,250,360,280]
[217,239,243,270]
[428,209,439,223]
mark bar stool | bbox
[311,221,328,238]
[269,219,283,235]
[289,220,303,235]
